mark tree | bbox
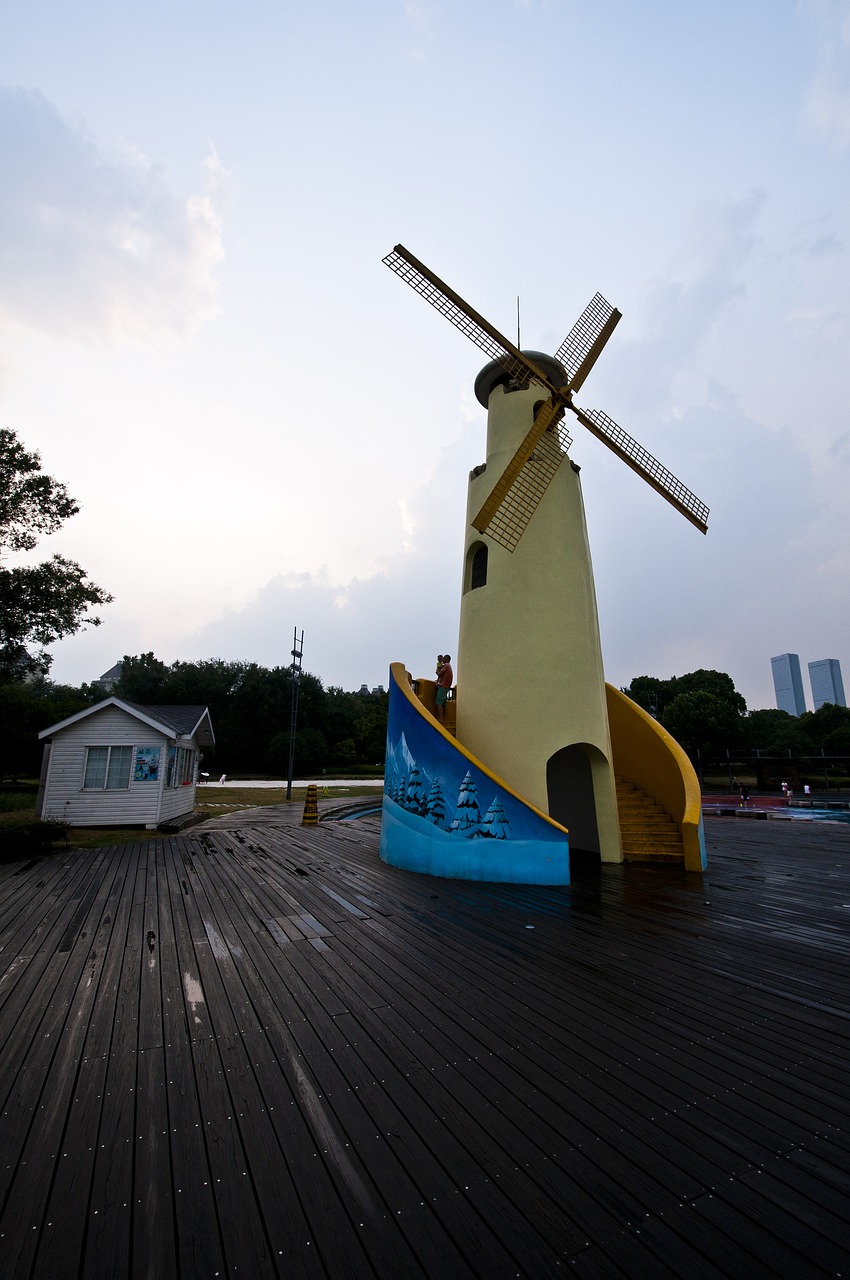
[622,669,746,720]
[426,779,448,828]
[264,727,328,776]
[805,703,850,755]
[743,709,812,755]
[0,429,112,679]
[0,677,94,779]
[480,796,510,839]
[661,690,745,757]
[113,652,170,703]
[675,669,747,715]
[451,772,482,835]
[108,651,386,774]
[622,675,670,718]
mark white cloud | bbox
[802,0,850,147]
[604,192,765,417]
[0,87,224,344]
[179,564,450,691]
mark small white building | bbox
[36,699,215,829]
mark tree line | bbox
[0,655,388,780]
[622,670,850,759]
[112,653,388,776]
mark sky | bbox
[1,0,848,713]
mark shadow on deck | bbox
[1,805,849,1278]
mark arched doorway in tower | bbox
[546,743,606,856]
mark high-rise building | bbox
[808,659,846,710]
[771,653,807,716]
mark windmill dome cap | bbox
[474,351,567,407]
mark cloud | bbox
[181,557,460,693]
[0,87,224,343]
[175,412,481,690]
[600,192,766,416]
[802,0,850,147]
[586,394,824,710]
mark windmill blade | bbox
[574,405,709,534]
[383,245,562,395]
[472,400,573,552]
[555,293,622,392]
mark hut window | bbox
[83,745,133,789]
[180,748,196,786]
[166,746,195,788]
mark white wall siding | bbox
[41,705,199,827]
[159,773,197,822]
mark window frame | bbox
[83,744,134,791]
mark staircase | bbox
[616,777,685,863]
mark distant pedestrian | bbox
[739,785,750,808]
[220,773,227,785]
[786,786,793,806]
[804,783,811,798]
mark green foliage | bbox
[264,727,329,775]
[0,428,79,552]
[0,812,70,861]
[0,788,38,812]
[661,690,746,757]
[622,669,748,759]
[623,668,850,764]
[623,669,747,719]
[743,708,812,755]
[0,429,112,678]
[115,654,388,775]
[1,654,388,780]
[743,703,850,755]
[0,678,95,779]
[113,652,170,703]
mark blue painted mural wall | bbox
[380,670,570,885]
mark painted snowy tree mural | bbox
[425,779,448,828]
[405,764,426,813]
[450,771,482,836]
[480,796,511,839]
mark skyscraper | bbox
[771,653,807,716]
[808,659,846,710]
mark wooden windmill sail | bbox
[383,244,709,552]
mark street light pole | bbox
[286,627,304,801]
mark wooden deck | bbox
[1,804,849,1279]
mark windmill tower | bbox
[383,246,709,862]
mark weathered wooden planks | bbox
[0,811,848,1277]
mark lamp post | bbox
[286,628,304,802]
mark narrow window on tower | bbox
[466,542,488,591]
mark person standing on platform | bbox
[435,654,453,724]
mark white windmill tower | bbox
[383,246,709,862]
